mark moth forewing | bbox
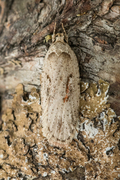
[41,31,80,147]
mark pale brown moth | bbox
[41,23,80,147]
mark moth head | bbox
[52,23,68,43]
[52,33,65,43]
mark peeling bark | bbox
[0,0,120,116]
[0,0,120,179]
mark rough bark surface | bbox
[0,0,120,179]
[0,0,120,115]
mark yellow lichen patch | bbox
[0,149,8,160]
[30,87,39,99]
[11,138,29,156]
[80,79,110,119]
[15,83,24,95]
[0,131,11,152]
[23,88,41,113]
[0,81,120,179]
[0,83,88,179]
[2,108,14,122]
[44,34,52,43]
[15,111,31,133]
[80,81,89,93]
[0,169,7,179]
[80,107,120,180]
[2,163,18,178]
[106,108,116,120]
[2,119,17,133]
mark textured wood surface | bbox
[0,1,120,179]
[0,0,120,116]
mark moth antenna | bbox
[52,22,56,42]
[62,23,68,43]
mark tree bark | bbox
[0,0,120,115]
[0,0,120,179]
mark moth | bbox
[41,23,80,147]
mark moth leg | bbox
[52,22,56,42]
[62,23,68,43]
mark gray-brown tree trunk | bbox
[0,0,120,179]
[0,0,120,116]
